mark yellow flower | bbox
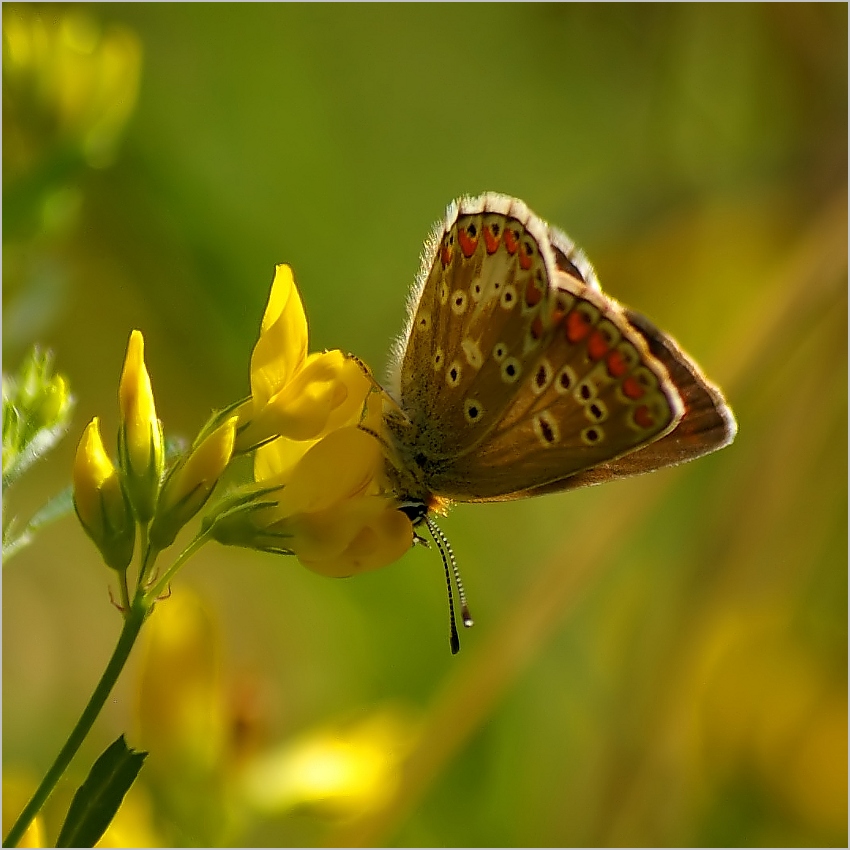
[73,417,135,572]
[149,417,237,550]
[3,6,142,173]
[234,265,371,452]
[118,330,164,523]
[239,705,420,820]
[208,427,412,578]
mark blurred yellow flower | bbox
[2,5,142,173]
[208,426,413,577]
[118,330,164,523]
[239,706,420,821]
[234,265,371,452]
[135,589,225,773]
[73,417,135,572]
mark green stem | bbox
[145,531,209,602]
[2,598,150,848]
[136,522,155,588]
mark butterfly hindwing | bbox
[424,270,684,501]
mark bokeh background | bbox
[3,3,847,847]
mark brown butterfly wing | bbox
[383,195,735,505]
[389,195,563,461]
[477,307,738,500]
[423,270,685,502]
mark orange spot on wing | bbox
[525,279,543,307]
[504,228,519,255]
[565,310,592,343]
[606,349,628,378]
[519,242,533,270]
[457,227,479,258]
[634,404,654,429]
[440,243,453,267]
[587,329,609,360]
[530,315,544,340]
[484,226,501,254]
[622,375,645,400]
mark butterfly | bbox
[366,193,737,651]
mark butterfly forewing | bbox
[396,196,561,461]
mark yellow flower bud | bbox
[149,416,237,550]
[73,417,134,572]
[118,330,164,522]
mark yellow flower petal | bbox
[249,264,308,409]
[243,350,370,447]
[254,436,314,483]
[299,503,413,578]
[275,427,382,516]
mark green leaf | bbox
[55,735,147,848]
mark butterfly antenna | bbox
[425,516,474,655]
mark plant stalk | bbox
[3,599,149,848]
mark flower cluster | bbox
[207,264,413,577]
[72,263,412,585]
[73,330,237,575]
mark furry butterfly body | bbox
[379,193,736,513]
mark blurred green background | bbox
[3,3,846,847]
